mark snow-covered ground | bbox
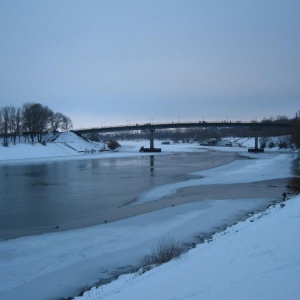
[0,134,298,300]
[0,133,257,165]
[0,132,208,165]
[0,132,106,165]
[78,195,300,300]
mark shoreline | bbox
[74,195,291,299]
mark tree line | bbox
[0,103,72,144]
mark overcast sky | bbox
[1,0,299,128]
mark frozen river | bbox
[0,149,294,240]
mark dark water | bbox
[0,151,237,239]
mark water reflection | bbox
[150,156,154,174]
[0,151,240,239]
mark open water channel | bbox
[0,150,293,240]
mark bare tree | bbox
[0,106,12,144]
[1,102,73,144]
[0,110,4,144]
[0,110,2,136]
[7,106,16,142]
[21,103,53,142]
[61,115,73,132]
[275,115,289,123]
[277,136,290,149]
[49,112,65,132]
[21,103,35,142]
[15,108,22,142]
[261,116,275,123]
[0,106,23,144]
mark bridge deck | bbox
[73,121,290,134]
[72,121,290,152]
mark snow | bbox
[0,134,182,165]
[133,153,294,205]
[81,196,300,300]
[0,132,107,165]
[0,134,299,300]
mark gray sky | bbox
[1,0,299,128]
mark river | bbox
[0,149,294,240]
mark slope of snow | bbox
[0,132,104,164]
[53,132,105,152]
[0,141,76,162]
[76,195,300,300]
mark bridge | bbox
[73,121,291,153]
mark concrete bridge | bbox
[73,121,291,153]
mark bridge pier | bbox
[248,136,264,153]
[149,128,155,150]
[139,126,161,152]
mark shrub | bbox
[148,236,182,265]
[277,136,290,149]
[268,141,275,148]
[136,236,183,276]
[107,139,121,151]
[259,137,267,148]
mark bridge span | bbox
[73,121,291,153]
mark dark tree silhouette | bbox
[21,103,53,142]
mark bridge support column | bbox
[139,126,161,152]
[149,128,155,150]
[248,136,264,153]
[255,136,258,149]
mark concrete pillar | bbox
[248,136,264,152]
[255,136,258,149]
[150,128,155,150]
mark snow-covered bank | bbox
[0,132,105,165]
[0,133,193,165]
[77,195,300,300]
[0,134,291,165]
[0,137,298,300]
[0,198,276,300]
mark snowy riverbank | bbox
[77,195,300,300]
[0,136,298,300]
[0,133,257,164]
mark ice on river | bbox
[133,152,294,205]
